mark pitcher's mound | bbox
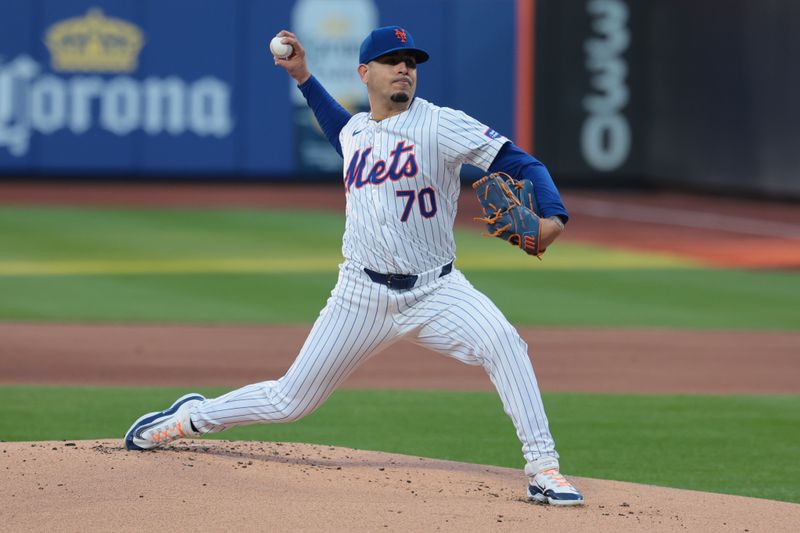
[3,440,798,532]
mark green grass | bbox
[0,269,797,328]
[2,386,798,503]
[0,206,798,329]
[469,269,800,329]
[0,207,345,262]
[0,206,687,269]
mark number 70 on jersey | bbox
[396,187,437,221]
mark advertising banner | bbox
[0,1,237,174]
[533,0,800,197]
[291,0,377,174]
[0,0,516,179]
[532,0,645,181]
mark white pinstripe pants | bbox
[192,261,558,464]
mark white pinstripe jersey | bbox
[338,97,509,274]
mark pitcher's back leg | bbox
[192,267,398,433]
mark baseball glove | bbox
[472,172,545,257]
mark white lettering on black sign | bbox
[581,0,631,172]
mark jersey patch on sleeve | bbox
[484,128,502,140]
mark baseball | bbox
[270,36,293,59]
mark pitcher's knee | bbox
[271,403,314,422]
[286,393,329,421]
[483,322,525,354]
[265,382,325,423]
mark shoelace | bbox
[540,469,571,488]
[148,421,186,443]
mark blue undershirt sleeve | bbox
[488,142,569,223]
[297,75,352,158]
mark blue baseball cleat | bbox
[125,393,205,451]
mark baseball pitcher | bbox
[125,26,583,506]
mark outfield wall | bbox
[0,0,797,198]
[533,0,800,197]
[0,0,515,179]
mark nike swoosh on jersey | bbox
[352,129,363,136]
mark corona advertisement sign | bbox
[0,0,511,180]
[0,3,237,172]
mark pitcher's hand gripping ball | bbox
[269,36,293,59]
[473,172,545,257]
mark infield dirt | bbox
[2,323,800,394]
[4,440,800,533]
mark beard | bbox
[390,92,410,103]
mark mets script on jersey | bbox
[339,97,508,274]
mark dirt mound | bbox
[3,440,798,532]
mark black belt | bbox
[364,261,453,290]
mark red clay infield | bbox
[2,323,799,394]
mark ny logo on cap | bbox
[394,28,407,43]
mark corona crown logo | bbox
[45,8,144,73]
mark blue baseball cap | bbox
[359,26,430,65]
